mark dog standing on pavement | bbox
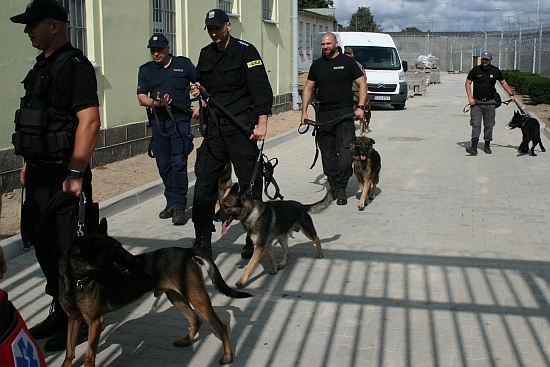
[58,218,251,366]
[358,100,372,135]
[220,183,332,288]
[350,136,381,211]
[507,110,546,156]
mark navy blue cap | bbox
[11,0,68,24]
[147,33,169,48]
[481,50,493,60]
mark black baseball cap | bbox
[11,0,68,24]
[147,33,169,48]
[204,9,229,29]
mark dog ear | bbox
[229,182,239,195]
[97,217,108,235]
[369,138,376,145]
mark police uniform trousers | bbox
[192,118,262,234]
[470,101,496,141]
[22,162,93,303]
[317,105,355,190]
[151,116,194,210]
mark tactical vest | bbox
[12,48,83,162]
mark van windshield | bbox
[348,46,402,71]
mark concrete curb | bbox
[1,128,301,261]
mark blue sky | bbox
[331,0,548,32]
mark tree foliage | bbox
[347,7,382,32]
[298,0,334,8]
[401,27,422,33]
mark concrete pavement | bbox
[2,72,550,367]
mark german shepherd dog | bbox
[350,136,381,211]
[507,110,546,156]
[359,100,372,135]
[220,183,332,288]
[58,218,251,367]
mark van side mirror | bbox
[402,61,408,72]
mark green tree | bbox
[347,7,382,32]
[401,27,422,33]
[298,0,334,8]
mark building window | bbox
[306,23,311,53]
[299,21,304,52]
[152,0,176,53]
[59,0,86,51]
[218,0,232,13]
[262,0,273,20]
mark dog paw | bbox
[173,337,193,347]
[269,267,279,275]
[316,254,324,259]
[236,281,246,288]
[219,354,234,365]
[358,205,365,211]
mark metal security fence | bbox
[386,8,550,76]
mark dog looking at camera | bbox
[58,218,251,366]
[350,136,381,211]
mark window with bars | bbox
[262,0,273,21]
[152,0,176,53]
[218,0,232,13]
[58,0,86,52]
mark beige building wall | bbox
[0,0,295,193]
[1,0,294,148]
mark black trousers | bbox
[22,162,93,303]
[192,121,262,234]
[317,105,355,189]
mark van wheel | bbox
[393,103,405,110]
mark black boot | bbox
[328,185,338,201]
[465,139,479,155]
[29,301,68,340]
[172,208,187,225]
[159,205,174,219]
[192,230,212,258]
[241,235,254,260]
[484,141,492,154]
[44,321,88,352]
[336,187,348,205]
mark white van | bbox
[313,32,408,110]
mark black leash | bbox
[299,111,356,169]
[463,99,513,113]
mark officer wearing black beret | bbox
[137,34,196,225]
[11,0,100,351]
[190,9,273,258]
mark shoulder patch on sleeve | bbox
[238,40,250,48]
[247,60,263,68]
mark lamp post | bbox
[427,17,433,54]
[513,22,522,71]
[479,28,487,50]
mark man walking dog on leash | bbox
[137,33,196,225]
[301,32,367,205]
[465,50,515,155]
[190,9,273,258]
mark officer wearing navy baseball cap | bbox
[147,33,169,49]
[10,0,68,24]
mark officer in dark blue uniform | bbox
[138,34,196,225]
[190,9,273,258]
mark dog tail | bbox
[306,190,333,214]
[192,251,253,299]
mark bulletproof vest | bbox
[12,47,82,162]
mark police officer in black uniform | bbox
[190,9,273,258]
[11,0,100,351]
[137,34,196,225]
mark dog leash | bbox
[299,112,356,169]
[462,99,513,113]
